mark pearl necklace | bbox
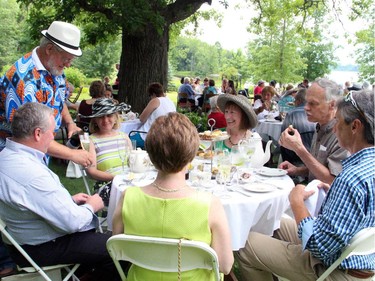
[152,182,187,193]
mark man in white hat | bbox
[0,21,93,167]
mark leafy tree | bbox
[0,0,23,70]
[351,0,374,85]
[18,0,216,112]
[73,39,121,80]
[169,36,220,78]
[244,0,340,85]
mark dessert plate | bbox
[256,167,287,177]
[242,182,277,193]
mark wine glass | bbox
[199,139,212,154]
[230,145,245,167]
[239,139,256,168]
[117,138,130,175]
[79,132,90,151]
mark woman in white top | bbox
[253,86,279,120]
[130,82,176,148]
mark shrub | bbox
[65,67,86,87]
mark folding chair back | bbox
[277,227,375,281]
[106,234,221,281]
[0,218,80,281]
[317,227,375,281]
[177,92,193,111]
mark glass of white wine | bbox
[117,138,130,175]
[79,132,90,151]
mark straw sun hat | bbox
[217,94,258,128]
[41,21,82,56]
[80,98,131,118]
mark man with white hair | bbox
[236,89,375,280]
[0,21,93,168]
[278,78,349,184]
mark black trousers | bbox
[7,230,122,281]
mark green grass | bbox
[49,158,95,195]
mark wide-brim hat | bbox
[80,98,131,118]
[41,21,82,57]
[217,94,258,128]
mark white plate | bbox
[265,119,280,123]
[242,182,277,193]
[257,167,287,177]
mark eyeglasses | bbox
[344,91,368,123]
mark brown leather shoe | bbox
[0,267,17,278]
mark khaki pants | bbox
[235,217,369,281]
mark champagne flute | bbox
[79,132,90,151]
[117,138,129,174]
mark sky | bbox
[182,0,364,66]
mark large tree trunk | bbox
[117,23,169,113]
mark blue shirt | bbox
[0,48,68,150]
[178,83,196,99]
[299,147,375,270]
[0,138,97,246]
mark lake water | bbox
[327,70,359,87]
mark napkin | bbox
[304,180,326,218]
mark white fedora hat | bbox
[41,21,82,57]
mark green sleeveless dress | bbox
[122,187,215,281]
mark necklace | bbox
[228,131,247,146]
[152,182,187,193]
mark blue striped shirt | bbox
[298,147,375,270]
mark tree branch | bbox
[163,0,211,24]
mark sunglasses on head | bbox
[344,91,368,123]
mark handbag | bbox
[66,160,83,178]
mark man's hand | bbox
[289,184,315,204]
[86,194,104,213]
[66,123,82,139]
[279,127,304,152]
[72,193,90,205]
[278,160,297,176]
[71,149,94,167]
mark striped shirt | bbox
[90,132,128,175]
[299,147,375,270]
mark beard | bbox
[45,59,64,76]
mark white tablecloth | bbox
[107,170,294,251]
[120,119,142,134]
[256,119,283,141]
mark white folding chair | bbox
[0,218,80,281]
[276,227,375,281]
[106,234,221,281]
[316,227,375,281]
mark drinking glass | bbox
[199,139,212,153]
[239,139,256,167]
[79,132,90,151]
[230,145,246,167]
[117,138,130,174]
[214,149,234,186]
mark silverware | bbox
[227,186,252,197]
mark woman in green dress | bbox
[112,112,233,280]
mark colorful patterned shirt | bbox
[299,147,375,270]
[0,48,68,149]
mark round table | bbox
[107,168,294,251]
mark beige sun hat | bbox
[41,21,82,57]
[217,94,258,128]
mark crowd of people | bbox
[0,19,373,281]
